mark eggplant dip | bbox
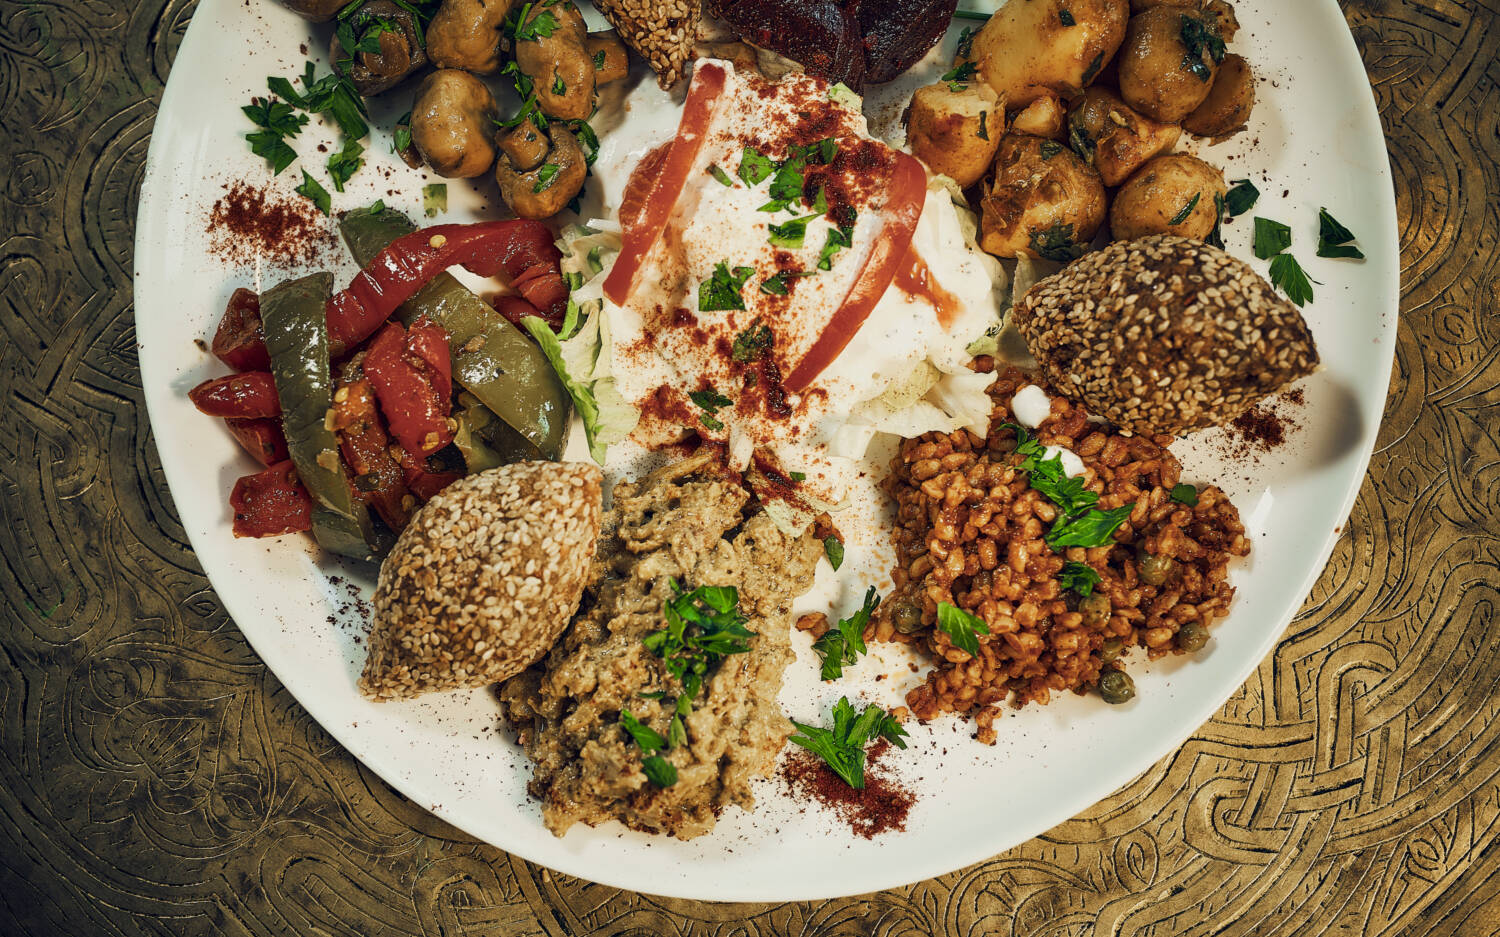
[498,450,824,839]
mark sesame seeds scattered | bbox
[1012,235,1320,436]
[593,0,699,88]
[359,461,604,702]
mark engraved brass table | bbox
[2,1,1497,933]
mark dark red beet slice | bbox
[858,0,960,84]
[710,0,866,88]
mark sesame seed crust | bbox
[359,461,603,702]
[1012,235,1320,436]
[592,0,700,89]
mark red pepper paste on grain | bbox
[207,180,337,267]
[780,738,914,838]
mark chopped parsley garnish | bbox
[292,61,370,141]
[531,163,560,192]
[641,755,677,787]
[1207,192,1227,248]
[393,110,413,154]
[551,73,566,95]
[789,471,807,482]
[1179,14,1226,81]
[689,386,733,417]
[698,262,755,312]
[511,1,560,41]
[570,119,599,165]
[1224,178,1259,216]
[1252,216,1292,260]
[738,146,776,186]
[998,422,1136,550]
[763,161,808,212]
[731,321,773,361]
[1046,506,1134,548]
[592,48,606,70]
[619,710,677,787]
[327,139,364,192]
[760,270,812,295]
[243,98,306,174]
[789,697,908,790]
[1029,221,1084,262]
[1168,192,1201,225]
[936,602,990,657]
[955,26,976,58]
[708,163,735,187]
[1068,121,1097,164]
[295,170,331,215]
[1081,50,1106,85]
[1170,483,1199,506]
[811,587,879,680]
[644,581,756,705]
[619,709,666,750]
[1028,454,1099,518]
[1039,139,1063,160]
[1269,253,1317,306]
[977,110,990,140]
[941,61,979,90]
[816,219,856,270]
[1316,208,1365,259]
[1059,562,1100,597]
[823,536,845,571]
[1059,8,1076,26]
[768,213,820,248]
[422,182,447,217]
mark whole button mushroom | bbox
[410,69,500,178]
[330,0,430,96]
[276,0,347,22]
[494,121,588,218]
[514,0,597,121]
[427,0,515,75]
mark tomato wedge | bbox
[784,151,928,391]
[230,460,312,538]
[189,371,281,418]
[603,62,728,307]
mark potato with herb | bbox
[1010,91,1066,139]
[1067,86,1180,185]
[1116,4,1230,122]
[1182,52,1254,137]
[906,81,1003,187]
[980,133,1107,260]
[961,0,1129,109]
[1109,153,1226,241]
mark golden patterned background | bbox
[2,0,1498,933]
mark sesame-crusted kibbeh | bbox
[593,0,699,88]
[1012,235,1319,436]
[359,462,603,702]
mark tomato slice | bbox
[603,62,728,307]
[784,152,928,391]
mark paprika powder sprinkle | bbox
[206,180,338,267]
[779,738,915,838]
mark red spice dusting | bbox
[779,739,914,838]
[207,180,337,267]
[1228,403,1290,452]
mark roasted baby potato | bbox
[1067,86,1180,185]
[410,70,499,179]
[980,134,1107,260]
[1010,91,1066,139]
[906,81,1003,187]
[1182,52,1254,137]
[1116,5,1229,122]
[962,0,1129,108]
[1109,153,1226,241]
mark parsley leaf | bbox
[295,170,331,215]
[1206,192,1227,249]
[246,130,298,175]
[816,220,855,270]
[698,262,755,312]
[768,213,819,249]
[327,138,364,192]
[1269,252,1317,306]
[1059,7,1076,25]
[956,26,976,58]
[689,387,733,414]
[1027,453,1099,517]
[823,536,844,571]
[732,321,773,362]
[1316,208,1365,259]
[422,182,447,217]
[1224,178,1259,216]
[1039,139,1063,160]
[1168,191,1201,225]
[512,2,560,41]
[936,602,990,657]
[1059,562,1100,597]
[789,697,908,790]
[243,97,307,137]
[708,163,735,187]
[393,110,414,154]
[620,709,667,751]
[643,581,756,703]
[1252,216,1292,260]
[1044,504,1134,548]
[532,163,560,192]
[760,271,805,295]
[642,755,678,786]
[739,146,776,186]
[298,64,369,140]
[1029,221,1084,262]
[1170,483,1199,506]
[763,161,807,212]
[811,587,879,680]
[1179,14,1226,81]
[941,61,979,90]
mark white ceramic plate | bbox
[135,0,1398,901]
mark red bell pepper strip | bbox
[492,294,544,328]
[189,371,281,418]
[783,151,927,391]
[225,417,289,466]
[400,454,461,502]
[362,319,455,459]
[212,287,271,372]
[323,220,565,356]
[604,61,728,306]
[328,376,410,531]
[230,460,312,537]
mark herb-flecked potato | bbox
[1116,5,1230,122]
[980,134,1107,260]
[1010,91,1066,139]
[1109,153,1226,241]
[1182,52,1254,137]
[961,0,1129,109]
[906,81,1003,187]
[1067,86,1180,186]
